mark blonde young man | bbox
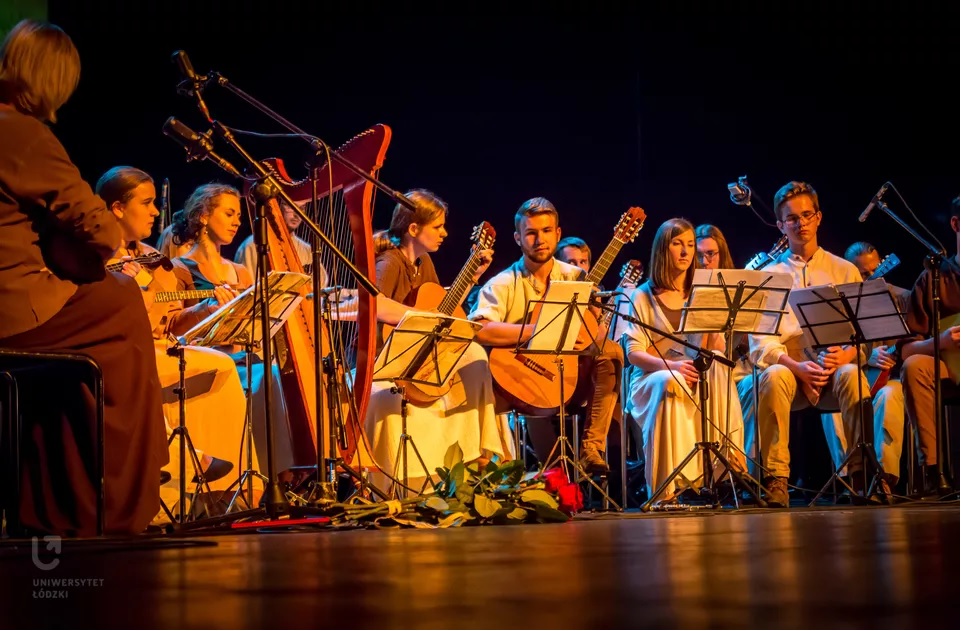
[736,181,901,507]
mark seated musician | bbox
[168,182,296,475]
[234,199,324,283]
[96,166,243,494]
[898,210,960,496]
[364,189,511,486]
[695,224,736,270]
[0,19,165,536]
[820,240,911,495]
[620,218,744,501]
[469,197,622,475]
[736,181,900,507]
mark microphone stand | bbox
[205,71,419,215]
[875,199,951,491]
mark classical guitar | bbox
[387,222,497,405]
[489,206,647,416]
[596,259,644,335]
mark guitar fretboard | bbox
[154,290,216,303]
[437,249,484,315]
[586,238,626,286]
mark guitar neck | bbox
[586,238,625,286]
[154,289,216,303]
[437,250,483,315]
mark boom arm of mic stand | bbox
[211,121,379,297]
[875,200,946,258]
[591,300,736,369]
[207,72,418,213]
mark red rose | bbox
[557,482,584,516]
[540,467,569,493]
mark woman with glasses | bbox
[695,224,736,270]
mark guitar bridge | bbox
[514,354,555,381]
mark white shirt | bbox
[233,234,327,286]
[749,246,862,369]
[469,257,586,324]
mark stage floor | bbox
[3,502,958,629]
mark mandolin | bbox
[105,251,173,273]
[745,235,789,271]
[489,206,647,416]
[857,252,903,394]
[386,222,497,405]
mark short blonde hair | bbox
[0,19,81,123]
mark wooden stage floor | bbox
[2,503,957,629]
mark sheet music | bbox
[372,310,480,385]
[178,271,310,348]
[788,279,909,347]
[525,280,594,352]
[680,269,793,334]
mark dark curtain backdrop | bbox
[44,1,959,290]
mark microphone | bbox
[728,176,752,206]
[592,290,624,299]
[162,117,241,178]
[171,50,212,121]
[157,178,170,234]
[859,183,890,223]
[305,286,344,300]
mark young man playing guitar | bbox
[470,197,632,475]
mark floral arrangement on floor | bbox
[327,444,584,528]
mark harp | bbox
[247,124,390,473]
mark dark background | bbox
[38,1,960,289]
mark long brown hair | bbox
[648,217,696,292]
[171,183,240,245]
[0,19,80,123]
[373,188,448,254]
[695,223,735,269]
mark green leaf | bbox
[455,480,474,504]
[520,489,559,509]
[424,496,449,512]
[474,494,502,518]
[485,461,499,474]
[532,503,570,522]
[443,443,464,469]
[447,462,466,498]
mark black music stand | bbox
[177,270,310,522]
[518,281,621,510]
[789,279,911,504]
[676,268,793,507]
[372,312,480,499]
[159,341,216,525]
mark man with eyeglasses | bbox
[737,181,897,507]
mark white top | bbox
[749,246,861,369]
[233,234,327,286]
[468,257,586,324]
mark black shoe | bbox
[192,457,234,484]
[923,465,952,498]
[578,447,611,476]
[160,471,172,485]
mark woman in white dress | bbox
[622,217,744,501]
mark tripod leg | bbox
[641,444,703,511]
[708,444,768,507]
